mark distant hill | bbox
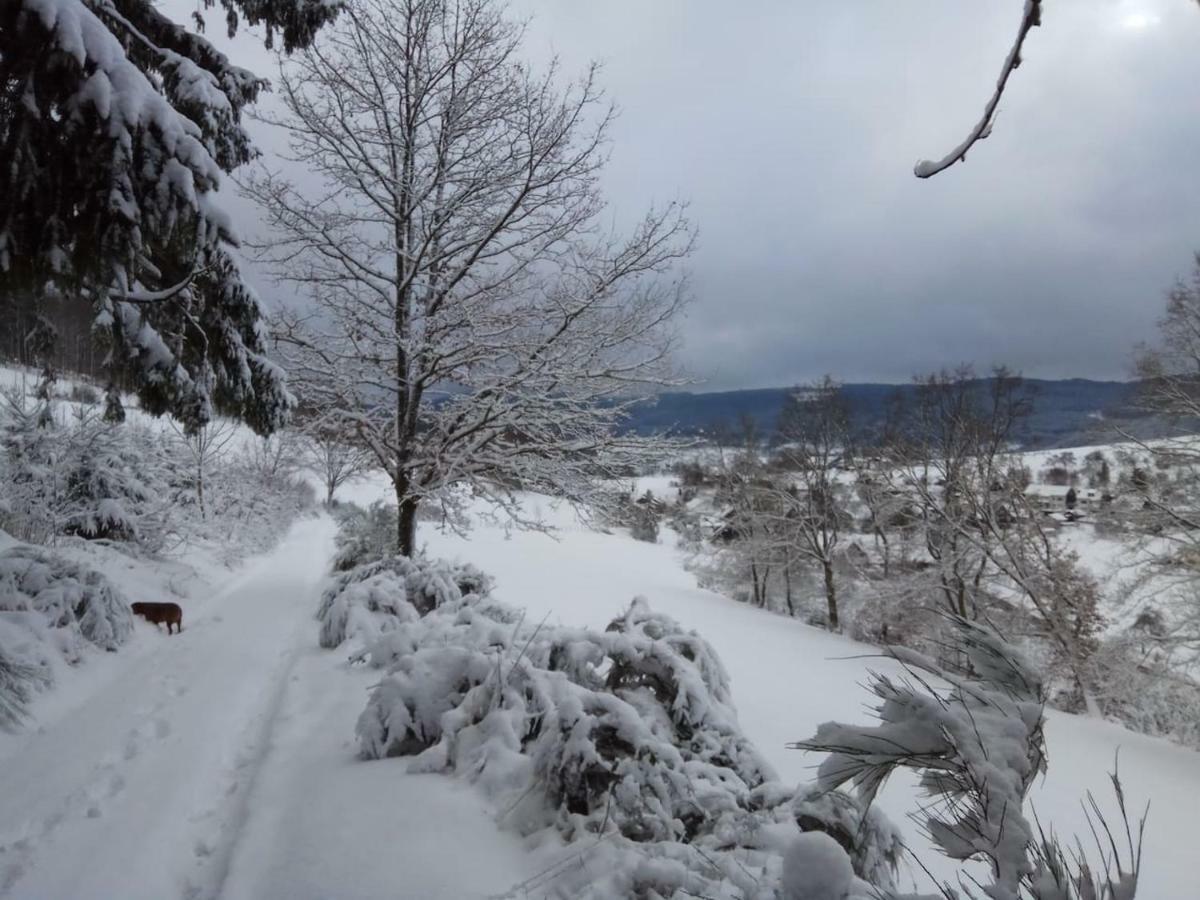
[621,379,1165,449]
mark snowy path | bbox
[0,517,531,900]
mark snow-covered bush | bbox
[330,502,400,572]
[1089,633,1200,749]
[0,544,135,653]
[792,785,902,889]
[0,631,50,732]
[0,539,138,730]
[0,394,173,548]
[199,460,317,563]
[316,554,493,649]
[346,558,832,899]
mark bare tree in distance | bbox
[169,419,238,520]
[776,377,853,630]
[709,416,788,610]
[246,0,693,555]
[302,418,378,506]
[1125,253,1200,668]
[889,366,1034,619]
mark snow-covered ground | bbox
[2,466,1197,897]
[0,516,533,900]
[370,480,1198,898]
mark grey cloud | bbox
[196,0,1200,390]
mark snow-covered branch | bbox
[914,0,1042,178]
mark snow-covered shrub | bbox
[58,421,160,543]
[0,395,173,548]
[0,631,50,732]
[780,832,870,900]
[330,502,400,571]
[597,488,663,544]
[199,460,317,563]
[1089,633,1200,749]
[0,544,135,652]
[792,785,902,889]
[316,554,492,649]
[348,565,832,899]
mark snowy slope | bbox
[353,481,1199,898]
[2,467,1196,898]
[0,515,534,900]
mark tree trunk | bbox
[783,563,795,617]
[395,478,419,557]
[822,560,839,630]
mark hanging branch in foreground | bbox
[914,1,1042,179]
[791,616,1145,899]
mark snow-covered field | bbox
[1,462,1197,897]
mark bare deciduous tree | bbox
[170,419,238,520]
[301,418,377,506]
[892,366,1034,619]
[777,377,853,630]
[1124,254,1200,677]
[246,0,691,555]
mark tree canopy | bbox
[0,0,340,432]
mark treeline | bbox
[647,363,1200,748]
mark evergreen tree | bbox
[0,0,338,433]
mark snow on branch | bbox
[792,616,1145,899]
[914,0,1042,179]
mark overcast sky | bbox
[204,0,1200,390]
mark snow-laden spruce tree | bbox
[0,0,338,434]
[247,0,693,555]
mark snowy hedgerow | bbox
[348,565,824,899]
[0,544,135,653]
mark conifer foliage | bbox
[0,0,339,433]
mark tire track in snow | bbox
[185,627,309,900]
[0,517,337,900]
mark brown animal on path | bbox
[131,602,183,634]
